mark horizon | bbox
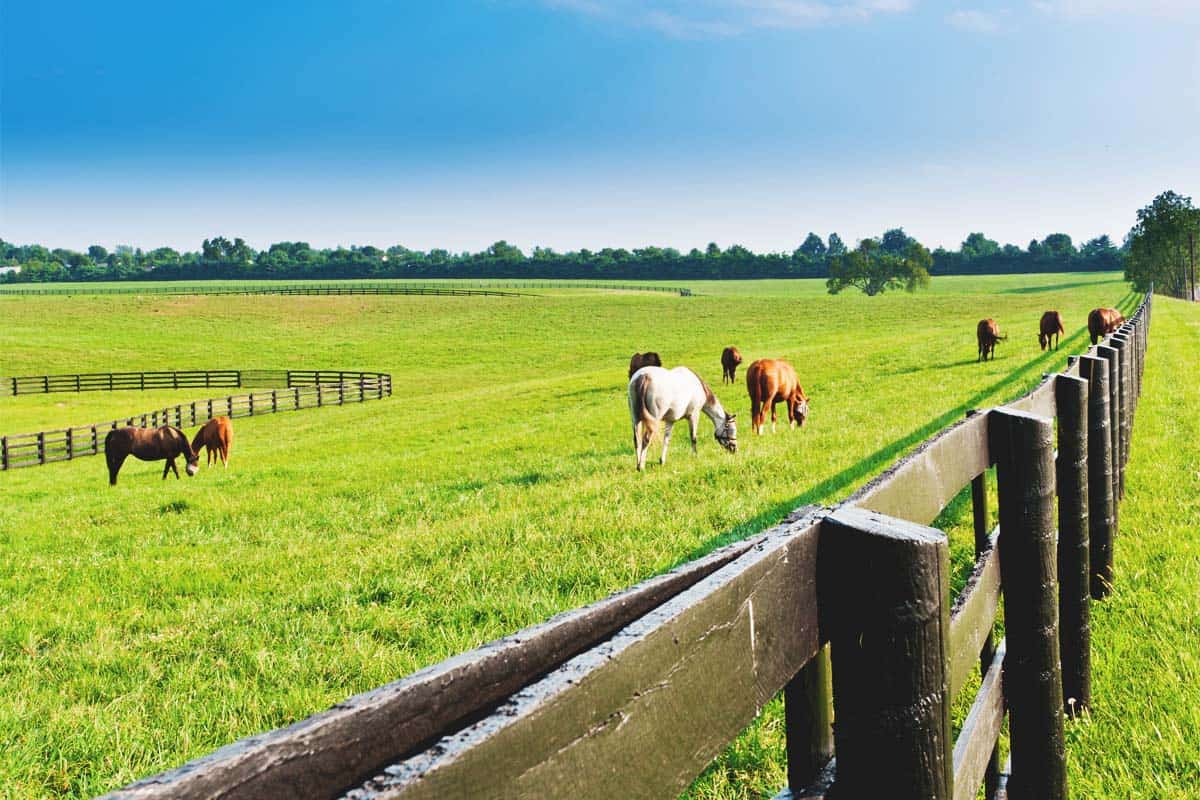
[3,2,1198,254]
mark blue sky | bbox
[2,1,1198,253]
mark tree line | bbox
[1,229,1125,286]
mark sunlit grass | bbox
[2,273,1183,798]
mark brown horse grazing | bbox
[628,351,662,378]
[1039,310,1065,351]
[977,319,1006,361]
[192,416,234,467]
[1087,307,1125,345]
[720,346,743,384]
[105,425,199,485]
[745,358,809,435]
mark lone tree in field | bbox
[826,231,933,296]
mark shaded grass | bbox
[0,273,1169,798]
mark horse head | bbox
[792,390,810,428]
[168,426,200,476]
[715,413,738,453]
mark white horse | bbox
[627,366,737,471]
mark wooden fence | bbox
[0,370,391,471]
[102,293,1151,800]
[0,281,693,297]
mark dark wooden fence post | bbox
[1096,344,1121,533]
[822,506,952,800]
[1077,355,1115,599]
[783,644,833,790]
[2,436,8,470]
[1054,372,1091,715]
[1111,333,1132,496]
[967,410,1002,796]
[989,408,1067,800]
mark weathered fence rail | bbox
[101,294,1151,800]
[0,281,693,297]
[0,370,391,471]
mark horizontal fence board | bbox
[1006,376,1057,418]
[948,531,1001,696]
[342,511,824,800]
[951,642,1006,800]
[846,411,990,526]
[100,531,768,800]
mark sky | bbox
[2,0,1199,254]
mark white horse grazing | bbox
[628,366,738,471]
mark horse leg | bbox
[661,421,674,465]
[771,400,778,433]
[635,421,650,471]
[164,458,180,480]
[688,414,699,453]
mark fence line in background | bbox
[0,282,694,297]
[96,293,1151,800]
[0,370,391,471]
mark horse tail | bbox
[630,372,657,438]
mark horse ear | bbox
[727,413,737,421]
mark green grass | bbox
[0,273,1191,798]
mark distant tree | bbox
[961,232,1000,260]
[826,233,847,259]
[880,228,917,257]
[1041,233,1075,259]
[796,232,827,261]
[88,245,109,262]
[827,236,932,296]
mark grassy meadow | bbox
[1,273,1196,798]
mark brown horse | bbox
[628,351,663,378]
[721,346,743,384]
[105,425,199,485]
[1087,307,1125,345]
[746,358,809,435]
[1039,310,1065,351]
[977,319,1005,361]
[192,416,234,467]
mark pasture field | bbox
[0,273,1196,798]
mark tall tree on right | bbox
[1125,190,1200,298]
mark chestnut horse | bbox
[1039,310,1065,351]
[628,351,663,379]
[1088,307,1125,345]
[745,359,809,435]
[977,319,1006,361]
[721,346,743,384]
[105,425,199,485]
[628,366,737,471]
[192,416,234,467]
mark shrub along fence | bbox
[102,293,1150,800]
[0,369,391,471]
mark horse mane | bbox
[166,425,196,459]
[686,368,717,407]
